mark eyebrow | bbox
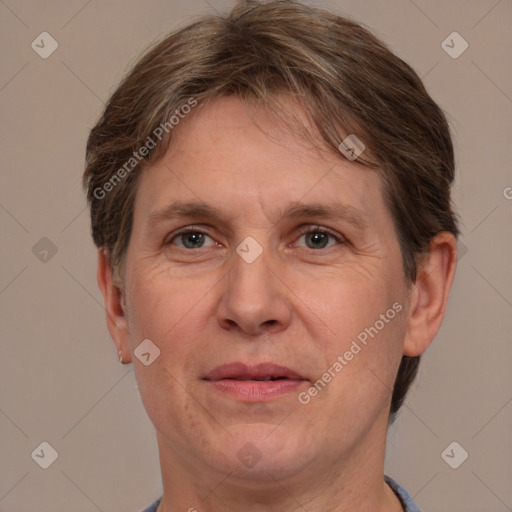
[146,200,368,231]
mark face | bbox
[117,96,413,483]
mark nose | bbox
[216,241,292,337]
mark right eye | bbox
[166,228,220,250]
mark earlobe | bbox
[403,232,458,357]
[97,249,132,364]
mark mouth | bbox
[203,362,308,401]
[204,362,306,381]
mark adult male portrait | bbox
[83,0,458,510]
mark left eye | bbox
[294,228,343,250]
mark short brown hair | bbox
[83,0,459,418]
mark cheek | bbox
[124,270,211,434]
[124,265,221,399]
[305,263,407,397]
[315,265,400,341]
[126,264,208,344]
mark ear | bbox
[403,232,458,357]
[97,248,132,364]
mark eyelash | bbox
[166,225,347,249]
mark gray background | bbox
[1,0,511,511]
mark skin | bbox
[97,95,457,511]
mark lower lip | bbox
[206,379,306,401]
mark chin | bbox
[204,423,317,482]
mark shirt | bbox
[141,475,421,512]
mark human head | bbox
[83,0,458,427]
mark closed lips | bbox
[204,362,306,382]
[227,376,289,381]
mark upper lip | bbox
[204,362,306,381]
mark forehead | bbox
[133,95,388,230]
